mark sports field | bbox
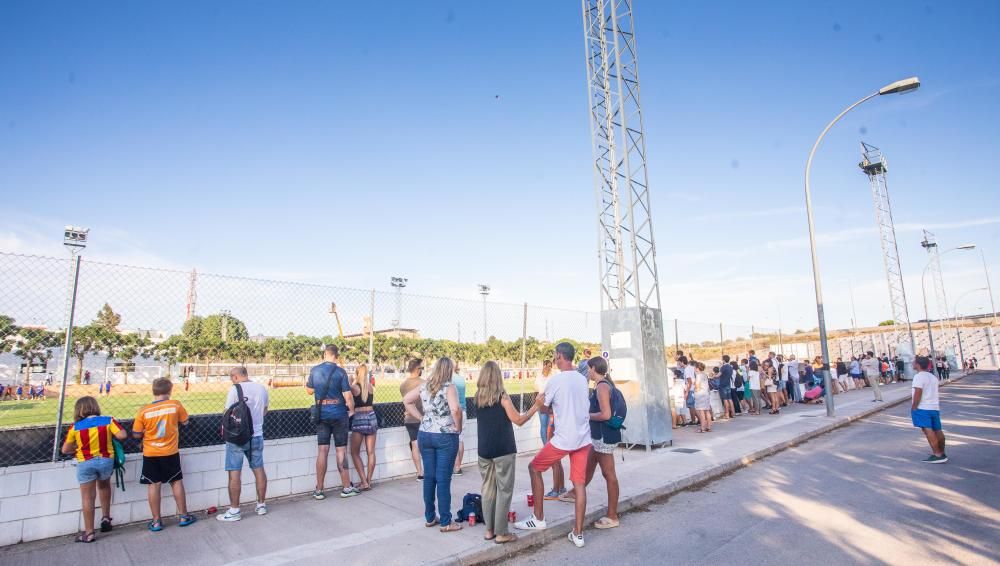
[0,377,537,429]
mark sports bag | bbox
[112,437,127,491]
[456,493,484,523]
[221,383,254,445]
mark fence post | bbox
[368,289,375,367]
[520,303,528,411]
[53,255,82,462]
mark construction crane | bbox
[858,142,915,373]
[329,302,344,339]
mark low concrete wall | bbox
[0,416,544,546]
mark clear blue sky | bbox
[2,0,998,333]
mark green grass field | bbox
[0,378,539,429]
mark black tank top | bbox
[353,389,374,408]
[476,397,516,459]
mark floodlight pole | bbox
[53,228,88,462]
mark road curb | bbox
[447,373,968,565]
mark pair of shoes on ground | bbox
[148,514,197,531]
[217,503,267,522]
[313,486,361,500]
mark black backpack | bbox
[221,383,254,445]
[456,493,484,524]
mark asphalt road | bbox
[514,371,1000,566]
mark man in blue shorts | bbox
[911,356,946,464]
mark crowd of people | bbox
[668,349,925,428]
[58,340,970,547]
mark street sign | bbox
[602,351,610,359]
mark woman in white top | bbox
[747,359,762,415]
[693,362,712,432]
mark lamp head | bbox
[63,226,89,249]
[878,77,920,95]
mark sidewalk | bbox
[1,375,962,566]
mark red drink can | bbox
[527,494,534,507]
[469,514,476,526]
[508,511,516,522]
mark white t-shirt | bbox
[543,370,591,451]
[748,370,761,390]
[534,372,551,393]
[225,380,269,438]
[787,361,799,380]
[911,371,940,411]
[683,365,696,384]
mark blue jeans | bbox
[538,412,551,444]
[418,431,459,526]
[790,379,803,402]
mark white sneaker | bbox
[217,508,242,522]
[568,531,585,548]
[255,502,268,515]
[514,515,547,531]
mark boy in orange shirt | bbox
[133,378,196,530]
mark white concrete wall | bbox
[0,417,544,546]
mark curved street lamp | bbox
[804,77,921,417]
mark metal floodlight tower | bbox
[390,276,407,332]
[920,231,953,355]
[53,226,88,461]
[185,268,198,321]
[858,142,916,377]
[478,284,490,342]
[582,0,669,449]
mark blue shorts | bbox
[686,392,695,408]
[76,457,114,484]
[719,386,732,400]
[225,436,264,471]
[911,409,942,431]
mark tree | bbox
[95,303,122,332]
[69,325,107,383]
[878,320,895,327]
[12,328,59,385]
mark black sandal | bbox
[75,531,96,543]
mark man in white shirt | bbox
[786,356,802,403]
[515,342,591,548]
[911,356,947,463]
[681,356,698,424]
[217,366,269,522]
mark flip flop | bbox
[593,517,620,529]
[440,523,463,533]
[484,534,496,541]
[425,519,440,528]
[495,534,518,544]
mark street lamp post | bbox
[804,77,920,417]
[952,287,988,369]
[478,284,490,342]
[53,226,89,462]
[920,244,976,360]
[982,249,998,326]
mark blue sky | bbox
[1,0,998,333]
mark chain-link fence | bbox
[2,251,998,466]
[0,252,599,465]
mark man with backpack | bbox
[217,366,269,522]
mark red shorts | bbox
[530,442,591,484]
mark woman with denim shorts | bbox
[61,396,128,543]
